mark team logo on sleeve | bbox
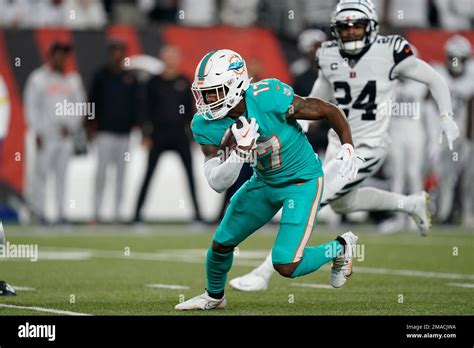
[283,87,292,96]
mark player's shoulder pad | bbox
[316,40,339,69]
[317,40,338,57]
[376,35,414,64]
[251,78,294,114]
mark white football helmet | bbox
[330,0,379,55]
[445,35,472,75]
[192,49,251,121]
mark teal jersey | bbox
[191,78,323,186]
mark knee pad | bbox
[271,246,294,266]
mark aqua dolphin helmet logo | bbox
[228,60,244,71]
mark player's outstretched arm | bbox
[393,56,460,150]
[288,95,359,180]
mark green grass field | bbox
[0,224,472,315]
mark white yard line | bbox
[0,304,91,316]
[446,282,474,288]
[11,286,35,291]
[290,283,334,289]
[354,266,474,280]
[146,284,190,290]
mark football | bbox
[220,118,244,156]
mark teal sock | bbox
[206,247,234,295]
[290,240,343,278]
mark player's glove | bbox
[439,112,460,151]
[232,116,260,159]
[336,143,359,181]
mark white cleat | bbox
[229,272,268,292]
[409,191,431,237]
[331,231,358,288]
[174,291,226,311]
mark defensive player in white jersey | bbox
[230,0,460,292]
[430,35,474,225]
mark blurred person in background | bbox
[63,0,107,29]
[291,29,327,85]
[0,0,23,27]
[27,0,67,27]
[429,35,474,225]
[138,0,178,24]
[24,42,85,225]
[0,0,65,28]
[258,0,305,39]
[435,0,474,30]
[133,45,203,224]
[220,0,259,27]
[87,39,139,223]
[177,0,217,26]
[301,0,338,29]
[373,0,430,28]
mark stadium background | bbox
[0,0,473,222]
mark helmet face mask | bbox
[192,84,229,120]
[192,49,250,121]
[331,0,379,55]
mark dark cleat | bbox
[0,280,16,296]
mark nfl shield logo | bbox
[350,71,357,78]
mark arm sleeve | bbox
[392,56,453,116]
[204,152,244,193]
[0,75,10,139]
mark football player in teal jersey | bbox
[175,49,358,310]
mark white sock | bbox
[253,252,274,281]
[346,188,416,214]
